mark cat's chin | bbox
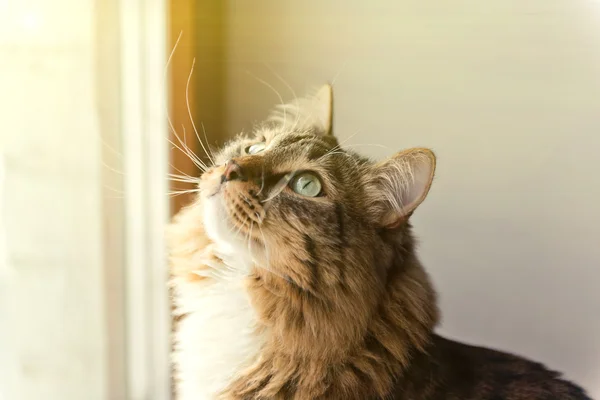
[201,193,253,262]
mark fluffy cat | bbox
[168,85,591,400]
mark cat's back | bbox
[396,334,591,400]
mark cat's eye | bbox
[246,142,266,155]
[290,172,322,197]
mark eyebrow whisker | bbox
[261,172,295,205]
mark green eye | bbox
[290,172,322,197]
[246,143,266,155]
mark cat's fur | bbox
[168,85,591,399]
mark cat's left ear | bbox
[270,84,334,136]
[312,84,334,135]
[367,148,436,228]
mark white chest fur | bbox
[173,273,263,400]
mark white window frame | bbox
[119,0,171,399]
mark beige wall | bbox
[225,0,600,396]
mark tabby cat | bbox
[168,85,591,399]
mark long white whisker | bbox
[167,139,206,172]
[165,30,182,74]
[163,34,209,173]
[179,124,208,170]
[247,71,287,130]
[170,162,196,178]
[102,161,125,176]
[342,143,391,150]
[167,125,207,171]
[103,185,124,194]
[318,143,390,167]
[261,172,294,204]
[316,130,361,163]
[186,58,215,166]
[168,190,200,198]
[263,63,300,131]
[164,31,192,169]
[233,219,247,240]
[168,188,199,194]
[330,59,349,86]
[168,177,199,184]
[247,222,255,262]
[200,122,217,162]
[168,172,198,181]
[100,136,124,159]
[220,215,240,237]
[256,164,266,196]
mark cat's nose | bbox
[222,160,246,182]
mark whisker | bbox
[330,59,349,86]
[261,172,294,204]
[170,162,195,178]
[316,130,361,163]
[99,136,124,159]
[168,177,199,184]
[263,63,300,131]
[103,185,125,194]
[318,143,390,167]
[186,58,215,166]
[247,221,254,253]
[164,31,209,176]
[168,193,198,199]
[200,122,217,162]
[165,30,182,73]
[218,214,239,237]
[102,161,125,176]
[168,188,200,197]
[342,143,391,151]
[167,140,206,172]
[180,124,209,170]
[256,164,266,196]
[247,70,287,131]
[167,126,207,171]
[164,31,195,169]
[168,172,198,181]
[233,216,247,239]
[319,151,364,172]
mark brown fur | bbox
[168,86,591,399]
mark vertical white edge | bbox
[120,0,149,397]
[145,0,172,398]
[97,0,127,396]
[119,0,170,398]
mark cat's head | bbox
[198,85,436,292]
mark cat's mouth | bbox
[200,164,266,243]
[222,186,265,233]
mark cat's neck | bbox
[226,242,439,399]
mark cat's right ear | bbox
[366,148,436,228]
[269,84,334,136]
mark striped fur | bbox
[168,85,591,400]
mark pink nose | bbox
[223,160,245,182]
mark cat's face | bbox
[198,85,436,292]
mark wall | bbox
[0,0,122,398]
[225,0,600,396]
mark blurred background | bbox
[1,0,599,399]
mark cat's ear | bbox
[367,148,436,228]
[270,84,333,136]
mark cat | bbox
[168,85,591,400]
